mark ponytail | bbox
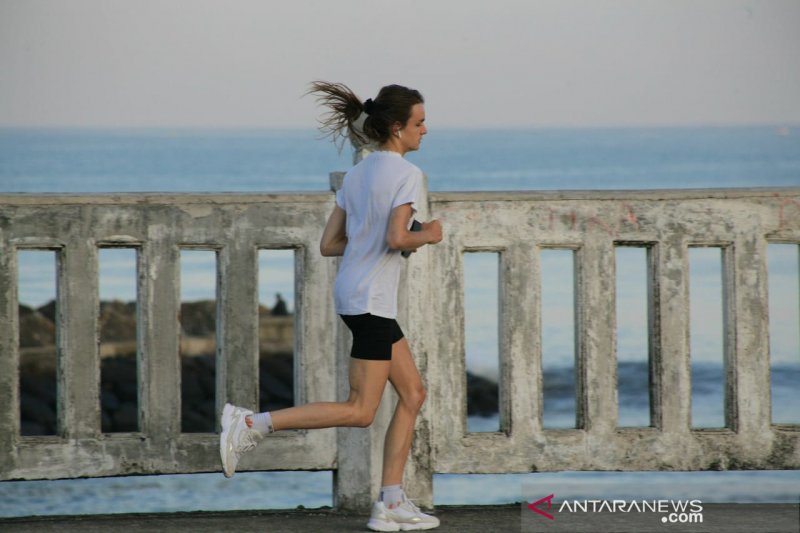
[308,81,424,151]
[307,81,368,151]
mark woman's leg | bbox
[224,357,390,479]
[381,338,426,486]
[267,357,391,431]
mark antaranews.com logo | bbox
[526,493,704,527]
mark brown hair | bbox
[308,81,424,150]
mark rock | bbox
[18,311,55,348]
[196,355,216,396]
[99,300,137,342]
[182,409,213,433]
[466,372,499,416]
[118,380,138,403]
[20,392,56,434]
[19,361,58,435]
[101,355,137,401]
[20,421,49,436]
[259,352,294,412]
[181,361,206,405]
[258,315,294,355]
[113,402,139,432]
[180,301,217,337]
[196,399,216,420]
[180,354,217,433]
[37,300,57,323]
[101,390,120,413]
[14,297,508,437]
[20,371,57,405]
[101,410,114,433]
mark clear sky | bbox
[1,0,799,129]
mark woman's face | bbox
[398,103,427,152]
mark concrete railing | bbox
[1,185,799,511]
[0,193,339,484]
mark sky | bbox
[1,0,800,129]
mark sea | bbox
[0,126,799,517]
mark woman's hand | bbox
[421,219,443,244]
[386,204,444,253]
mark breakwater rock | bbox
[18,300,499,435]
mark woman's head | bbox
[361,84,425,146]
[309,81,425,152]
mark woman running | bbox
[220,81,443,531]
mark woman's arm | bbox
[320,205,348,256]
[386,203,443,252]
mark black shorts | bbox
[339,313,405,360]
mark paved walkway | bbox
[3,506,515,533]
[1,504,798,532]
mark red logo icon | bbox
[528,494,555,520]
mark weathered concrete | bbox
[1,187,799,512]
[1,193,338,482]
[428,188,800,478]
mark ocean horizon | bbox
[2,125,799,194]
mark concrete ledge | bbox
[1,186,797,206]
[431,186,800,202]
[0,192,332,205]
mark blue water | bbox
[2,126,799,193]
[1,127,799,517]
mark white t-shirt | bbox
[334,151,423,319]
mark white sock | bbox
[380,484,404,509]
[251,412,274,434]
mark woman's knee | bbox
[402,383,426,413]
[348,402,379,428]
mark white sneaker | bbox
[367,496,440,531]
[219,403,263,478]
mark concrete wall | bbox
[0,193,338,482]
[1,187,799,511]
[426,189,800,483]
